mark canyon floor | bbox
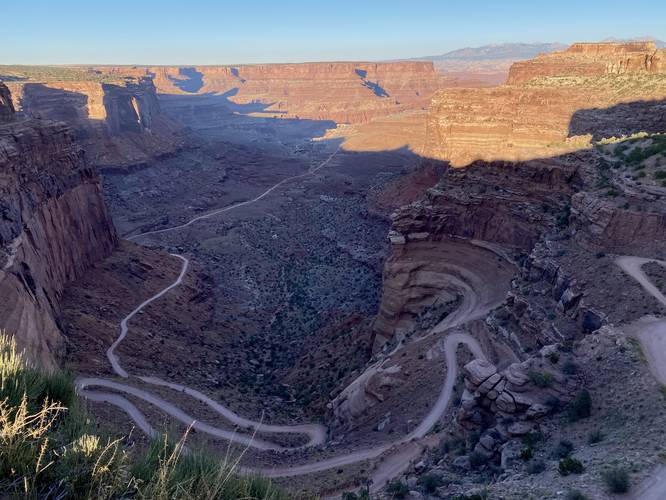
[60,101,460,494]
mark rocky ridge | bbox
[425,42,666,166]
[6,76,182,170]
[95,61,450,124]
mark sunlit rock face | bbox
[7,77,181,170]
[425,42,666,166]
[94,61,450,123]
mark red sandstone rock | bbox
[0,83,118,366]
[6,77,182,169]
[95,61,450,124]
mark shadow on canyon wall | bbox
[568,98,666,140]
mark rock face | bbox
[0,84,14,122]
[507,41,666,84]
[425,42,666,166]
[374,43,666,350]
[96,62,449,124]
[7,77,181,170]
[0,83,118,367]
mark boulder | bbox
[464,359,498,386]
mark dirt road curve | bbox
[615,256,666,500]
[76,143,501,492]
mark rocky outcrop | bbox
[455,346,579,461]
[571,192,666,255]
[0,83,117,367]
[0,83,14,122]
[508,42,666,84]
[425,42,666,166]
[95,62,449,124]
[7,77,182,170]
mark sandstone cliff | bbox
[425,42,666,166]
[7,77,182,170]
[376,43,666,351]
[96,62,449,124]
[0,82,118,367]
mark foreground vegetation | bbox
[0,332,292,499]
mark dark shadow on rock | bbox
[170,67,205,93]
[568,98,666,140]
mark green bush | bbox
[519,446,533,461]
[386,479,410,499]
[602,467,631,493]
[588,429,605,444]
[528,371,554,388]
[417,473,444,493]
[559,457,584,475]
[568,389,592,422]
[468,451,489,469]
[561,360,578,375]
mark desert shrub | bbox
[519,446,533,461]
[553,439,574,459]
[602,467,631,493]
[468,451,489,469]
[568,389,592,422]
[417,473,444,493]
[588,429,605,444]
[559,457,584,475]
[528,371,554,388]
[655,170,666,180]
[545,395,561,412]
[547,351,560,364]
[566,490,589,500]
[561,359,578,375]
[386,480,409,499]
[527,460,546,474]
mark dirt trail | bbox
[615,256,666,500]
[77,142,506,492]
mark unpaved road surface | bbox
[616,256,666,500]
[77,142,506,493]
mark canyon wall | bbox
[7,77,182,170]
[374,42,666,350]
[0,82,118,367]
[425,42,666,166]
[96,62,450,123]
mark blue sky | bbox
[3,0,665,64]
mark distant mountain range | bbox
[413,42,567,62]
[399,39,665,85]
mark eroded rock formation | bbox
[7,77,181,170]
[96,62,450,123]
[425,42,666,166]
[0,82,118,367]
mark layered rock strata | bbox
[96,62,450,123]
[425,42,666,166]
[7,77,181,170]
[0,82,118,367]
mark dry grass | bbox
[0,331,297,499]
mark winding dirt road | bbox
[76,143,504,490]
[615,256,666,500]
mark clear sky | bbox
[3,0,665,65]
